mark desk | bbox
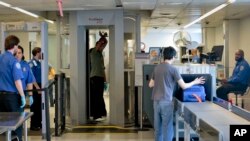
[0,112,33,141]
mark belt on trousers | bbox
[0,91,18,94]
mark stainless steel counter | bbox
[0,112,33,141]
[175,99,250,141]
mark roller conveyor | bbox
[175,99,250,141]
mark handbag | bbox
[183,85,206,102]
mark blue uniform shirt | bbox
[0,51,24,93]
[29,58,41,83]
[228,58,250,85]
[20,60,36,89]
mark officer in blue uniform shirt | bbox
[0,35,26,141]
[29,47,42,131]
[217,49,250,101]
[15,45,35,108]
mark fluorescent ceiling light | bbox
[44,19,54,24]
[183,0,236,29]
[11,7,39,18]
[0,1,53,23]
[228,0,236,3]
[167,2,183,5]
[0,1,11,7]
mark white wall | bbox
[48,34,57,71]
[202,27,215,52]
[215,26,224,46]
[240,16,250,62]
[141,30,202,53]
[227,20,240,75]
[2,30,57,76]
[215,25,224,64]
[9,32,29,58]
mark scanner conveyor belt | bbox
[175,99,250,141]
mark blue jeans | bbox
[153,101,174,141]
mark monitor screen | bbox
[211,45,224,61]
[149,47,162,64]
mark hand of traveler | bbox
[104,82,109,91]
[29,95,34,106]
[20,95,26,108]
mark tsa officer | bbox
[29,47,42,131]
[15,45,35,108]
[0,35,26,141]
[217,49,250,101]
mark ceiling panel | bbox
[121,0,156,10]
[0,0,117,11]
[0,0,250,32]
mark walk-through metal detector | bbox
[69,10,124,126]
[0,22,49,140]
[85,28,109,121]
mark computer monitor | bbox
[149,47,162,64]
[210,45,224,61]
[200,45,224,64]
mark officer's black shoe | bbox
[11,136,19,141]
[30,127,40,131]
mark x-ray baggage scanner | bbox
[142,64,216,127]
[142,63,250,141]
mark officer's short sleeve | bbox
[27,65,36,84]
[12,61,24,81]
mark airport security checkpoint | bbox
[1,2,250,140]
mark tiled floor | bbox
[27,131,155,141]
[24,91,250,141]
[25,92,156,141]
[228,92,250,111]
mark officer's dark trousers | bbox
[90,76,107,119]
[30,83,42,128]
[216,82,247,101]
[0,94,23,141]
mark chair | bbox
[229,78,250,108]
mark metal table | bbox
[0,112,33,141]
[174,100,225,141]
[183,102,250,141]
[0,128,7,134]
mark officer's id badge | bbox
[23,67,26,72]
[33,60,37,66]
[29,63,33,68]
[240,66,244,71]
[16,62,21,69]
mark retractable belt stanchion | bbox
[54,73,67,136]
[25,78,56,141]
[60,73,66,132]
[54,74,60,136]
[41,82,55,141]
[41,88,46,139]
[45,88,51,141]
[138,86,149,131]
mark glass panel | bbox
[124,18,136,125]
[61,34,70,69]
